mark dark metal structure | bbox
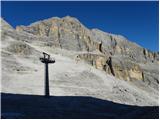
[40,52,55,97]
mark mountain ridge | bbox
[1,16,159,83]
[15,16,158,54]
[2,16,157,52]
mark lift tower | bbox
[40,52,55,97]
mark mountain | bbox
[1,16,159,118]
[15,16,159,84]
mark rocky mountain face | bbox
[1,16,159,118]
[1,16,159,97]
[15,16,159,84]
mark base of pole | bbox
[45,95,50,98]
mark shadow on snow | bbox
[1,93,159,119]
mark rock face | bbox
[106,56,144,81]
[16,17,159,63]
[1,18,40,57]
[14,16,159,84]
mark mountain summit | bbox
[15,16,159,81]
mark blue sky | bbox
[1,1,159,51]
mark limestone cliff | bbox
[16,16,158,64]
[2,16,159,84]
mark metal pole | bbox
[45,63,50,97]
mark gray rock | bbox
[1,16,159,92]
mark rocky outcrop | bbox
[77,52,108,70]
[16,16,103,52]
[106,57,144,81]
[91,29,159,63]
[143,48,159,63]
[77,53,144,81]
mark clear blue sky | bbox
[1,1,159,51]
